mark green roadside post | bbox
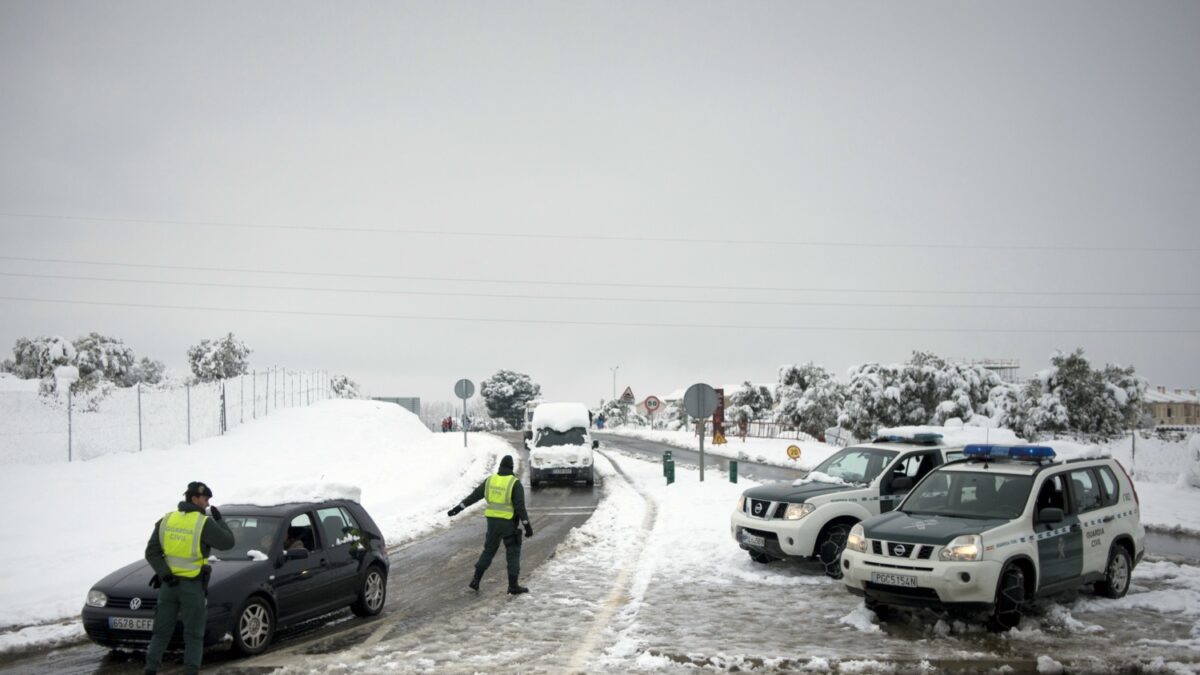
[663,450,672,477]
[666,457,675,485]
[729,459,738,483]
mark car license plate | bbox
[551,468,573,474]
[870,572,917,588]
[742,532,766,548]
[108,617,154,631]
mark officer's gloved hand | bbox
[149,574,162,589]
[208,505,222,521]
[447,505,463,517]
[162,573,180,588]
[523,522,534,538]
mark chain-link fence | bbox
[0,369,330,465]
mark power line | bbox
[3,254,1197,297]
[2,271,1197,311]
[1,212,1194,253]
[1,295,1197,334]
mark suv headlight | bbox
[86,589,108,608]
[846,523,866,553]
[939,534,983,561]
[736,495,746,511]
[783,503,816,520]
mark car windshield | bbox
[535,427,587,447]
[810,447,899,486]
[901,472,1033,519]
[212,515,284,560]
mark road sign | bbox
[620,386,635,404]
[683,383,718,418]
[787,445,802,461]
[643,395,662,413]
[454,379,475,400]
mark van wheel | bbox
[817,523,852,579]
[1095,545,1132,599]
[748,550,775,564]
[988,566,1026,632]
[585,467,595,486]
[232,596,275,655]
[351,565,387,617]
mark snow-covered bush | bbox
[728,381,774,422]
[9,336,76,379]
[594,398,647,427]
[130,357,166,386]
[1021,350,1146,441]
[775,364,845,438]
[480,370,542,428]
[73,332,136,386]
[187,333,252,382]
[330,374,362,399]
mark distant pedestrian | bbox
[446,455,533,594]
[143,481,234,675]
[738,419,749,442]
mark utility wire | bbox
[2,271,1197,311]
[1,212,1194,253]
[3,255,1197,297]
[1,296,1197,334]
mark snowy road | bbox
[592,432,806,483]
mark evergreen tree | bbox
[728,381,774,421]
[776,364,845,438]
[9,336,76,379]
[187,333,252,382]
[480,369,542,428]
[73,332,137,385]
[1021,349,1145,441]
[330,374,362,399]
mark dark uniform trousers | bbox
[475,516,522,577]
[144,577,206,675]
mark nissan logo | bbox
[892,544,907,557]
[129,597,142,610]
[753,502,763,515]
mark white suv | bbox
[730,432,964,577]
[841,444,1145,630]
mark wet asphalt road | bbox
[591,432,807,483]
[0,432,600,675]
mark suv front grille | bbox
[869,540,934,560]
[107,596,158,611]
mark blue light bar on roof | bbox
[963,444,1056,461]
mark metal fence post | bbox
[137,382,143,452]
[221,380,227,435]
[187,384,191,445]
[67,386,73,462]
[240,374,244,424]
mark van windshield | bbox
[535,428,587,447]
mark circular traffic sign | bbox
[787,445,802,460]
[643,395,662,412]
[454,378,475,400]
[683,383,718,419]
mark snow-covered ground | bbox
[0,400,510,651]
[601,426,842,471]
[283,447,1200,673]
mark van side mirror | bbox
[890,476,913,491]
[592,440,599,449]
[1038,507,1064,524]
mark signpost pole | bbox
[699,417,705,482]
[463,396,468,448]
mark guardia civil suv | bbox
[841,444,1144,631]
[730,432,964,577]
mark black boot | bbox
[468,570,482,591]
[507,575,528,595]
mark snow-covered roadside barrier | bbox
[0,399,507,644]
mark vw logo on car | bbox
[129,597,142,611]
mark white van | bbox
[527,402,597,487]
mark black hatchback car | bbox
[82,499,389,655]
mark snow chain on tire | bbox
[990,567,1025,631]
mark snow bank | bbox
[0,400,508,631]
[602,427,840,471]
[877,424,1024,446]
[531,402,590,432]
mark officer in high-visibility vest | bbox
[143,481,234,675]
[447,455,533,594]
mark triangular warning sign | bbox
[713,431,727,445]
[620,386,635,403]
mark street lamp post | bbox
[609,366,619,400]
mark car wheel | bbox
[748,550,775,564]
[1095,545,1132,599]
[232,596,275,655]
[351,565,387,617]
[817,522,852,579]
[988,565,1026,632]
[864,597,893,620]
[585,467,595,487]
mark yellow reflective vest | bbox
[483,474,517,520]
[158,511,208,578]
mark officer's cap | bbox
[185,481,214,498]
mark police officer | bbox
[143,481,234,675]
[447,455,533,594]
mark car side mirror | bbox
[592,440,599,449]
[1038,507,1064,524]
[891,476,913,491]
[285,548,310,560]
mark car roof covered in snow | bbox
[532,402,591,432]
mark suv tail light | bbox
[1114,459,1139,506]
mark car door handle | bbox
[1103,516,1115,523]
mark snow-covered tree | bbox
[130,357,166,386]
[594,398,647,427]
[187,333,252,382]
[330,374,362,399]
[776,364,845,438]
[728,381,774,422]
[73,332,136,385]
[838,362,904,440]
[9,336,76,379]
[480,369,542,428]
[1022,350,1145,441]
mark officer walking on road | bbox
[143,481,235,675]
[446,455,533,594]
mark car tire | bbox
[988,565,1026,632]
[351,564,387,617]
[748,550,775,564]
[1095,545,1132,599]
[864,597,893,620]
[232,596,275,655]
[585,467,595,487]
[817,522,852,579]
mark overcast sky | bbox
[1,1,1198,409]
